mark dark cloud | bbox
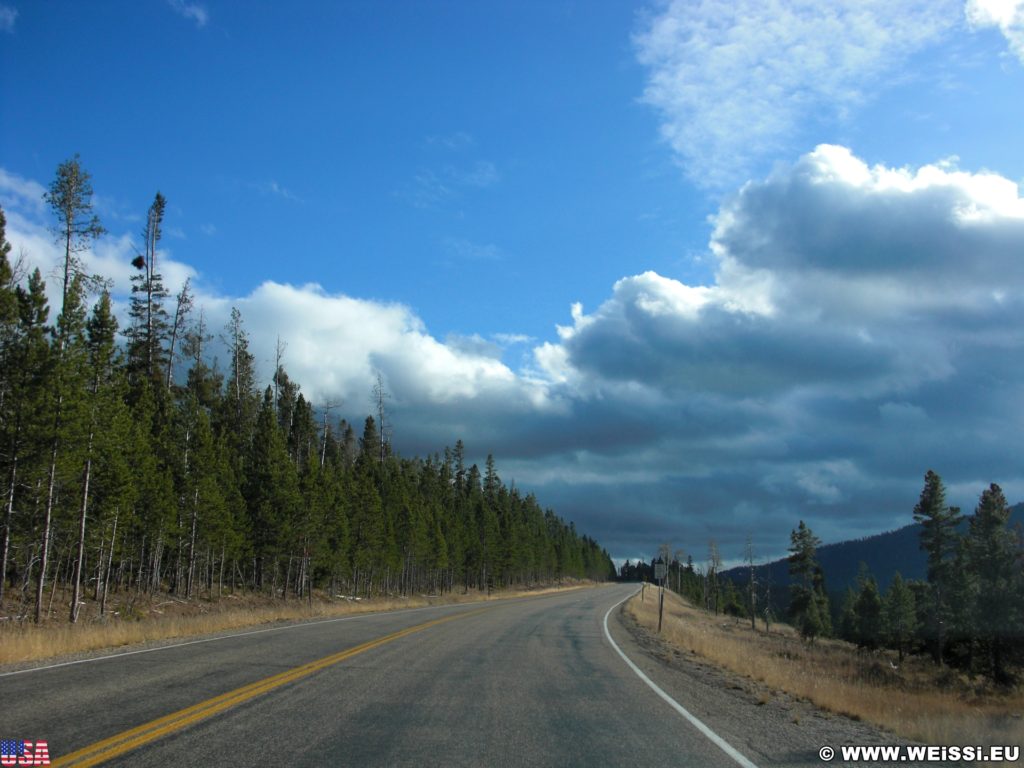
[5,146,1024,564]
[520,145,1024,560]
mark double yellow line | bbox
[53,607,489,767]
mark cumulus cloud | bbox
[0,167,558,458]
[4,148,1024,563]
[966,0,1024,61]
[634,0,958,186]
[539,144,1024,556]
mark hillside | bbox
[722,503,1023,596]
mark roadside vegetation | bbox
[0,157,615,635]
[0,580,595,666]
[626,587,1023,746]
[623,468,1024,745]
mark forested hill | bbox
[0,167,614,625]
[722,503,1023,595]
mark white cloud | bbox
[966,0,1024,61]
[4,150,1024,561]
[168,0,208,28]
[493,332,534,346]
[540,145,1024,552]
[634,0,958,186]
[0,168,45,214]
[0,4,17,33]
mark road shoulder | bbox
[608,597,920,768]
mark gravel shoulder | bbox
[610,597,940,768]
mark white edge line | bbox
[0,600,474,678]
[602,588,759,768]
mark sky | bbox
[2,0,1024,566]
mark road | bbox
[0,585,768,767]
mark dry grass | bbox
[626,587,1024,746]
[0,582,593,667]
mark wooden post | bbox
[658,580,665,633]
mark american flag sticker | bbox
[0,740,50,766]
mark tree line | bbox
[782,471,1022,682]
[623,469,1022,683]
[0,157,614,624]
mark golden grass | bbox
[626,588,1024,746]
[0,582,593,667]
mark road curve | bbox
[1,585,755,767]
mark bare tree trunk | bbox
[101,511,117,616]
[93,532,105,601]
[145,215,155,379]
[149,534,163,594]
[273,336,284,415]
[186,486,199,599]
[165,279,192,391]
[135,534,146,597]
[35,428,60,623]
[46,543,68,620]
[0,458,16,603]
[70,426,95,622]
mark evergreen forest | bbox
[0,158,615,625]
[623,471,1023,683]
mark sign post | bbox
[654,561,667,632]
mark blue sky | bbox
[1,1,710,345]
[2,0,1024,565]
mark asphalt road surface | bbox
[0,585,782,767]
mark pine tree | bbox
[43,155,105,314]
[244,388,301,593]
[88,365,134,614]
[966,483,1021,682]
[127,380,176,594]
[882,572,917,663]
[69,291,119,621]
[219,307,258,461]
[34,273,91,622]
[913,469,963,664]
[182,308,222,409]
[359,416,382,468]
[164,278,193,391]
[945,541,977,669]
[0,208,24,601]
[126,193,171,388]
[36,157,104,621]
[789,521,827,642]
[838,587,858,643]
[852,568,883,650]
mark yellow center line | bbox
[52,606,492,767]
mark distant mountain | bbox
[722,503,1023,598]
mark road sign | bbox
[654,562,667,580]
